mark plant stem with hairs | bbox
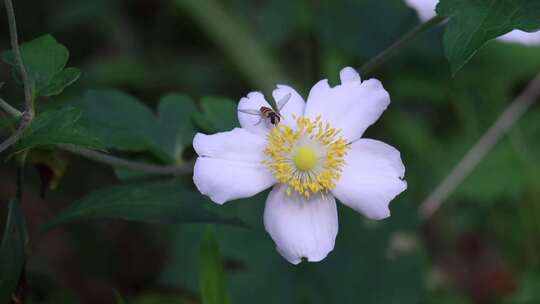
[0,0,34,154]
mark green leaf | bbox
[199,226,230,304]
[113,91,198,180]
[72,90,157,151]
[156,94,197,162]
[437,0,540,74]
[72,90,195,164]
[1,34,79,97]
[39,67,81,97]
[41,179,246,231]
[14,107,105,153]
[193,97,237,133]
[0,200,27,303]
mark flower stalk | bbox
[360,15,446,76]
[420,73,540,219]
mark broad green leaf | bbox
[156,94,197,162]
[0,200,27,303]
[72,90,197,164]
[1,34,79,97]
[14,107,105,153]
[437,0,540,74]
[72,90,157,151]
[41,179,246,231]
[199,227,230,304]
[193,97,237,133]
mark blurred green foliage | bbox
[0,0,539,304]
[199,227,230,304]
[0,200,26,304]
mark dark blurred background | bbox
[1,0,540,303]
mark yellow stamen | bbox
[264,116,349,198]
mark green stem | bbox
[176,0,289,95]
[4,0,32,114]
[0,97,22,117]
[0,0,34,154]
[60,144,193,175]
[360,15,446,76]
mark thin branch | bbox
[0,112,31,152]
[0,97,22,117]
[420,73,540,219]
[4,0,32,111]
[60,145,193,175]
[0,0,34,154]
[360,15,446,76]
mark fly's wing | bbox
[237,108,261,116]
[276,93,292,115]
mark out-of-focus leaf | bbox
[156,94,197,162]
[437,0,540,74]
[318,0,416,60]
[199,226,230,304]
[0,200,27,303]
[113,94,198,180]
[41,179,246,231]
[1,34,79,96]
[0,115,18,132]
[503,273,540,304]
[71,90,160,154]
[14,107,105,153]
[193,96,237,133]
[72,90,199,164]
[114,290,126,304]
[131,293,190,304]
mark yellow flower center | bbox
[264,115,349,198]
[293,146,317,171]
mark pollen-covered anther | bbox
[264,116,349,198]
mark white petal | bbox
[304,67,390,143]
[272,84,305,125]
[332,139,407,220]
[193,128,275,204]
[237,91,273,135]
[405,0,437,22]
[497,30,540,46]
[193,128,265,162]
[339,66,361,83]
[264,185,338,264]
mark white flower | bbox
[192,67,407,264]
[405,0,540,46]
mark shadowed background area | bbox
[1,0,540,303]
